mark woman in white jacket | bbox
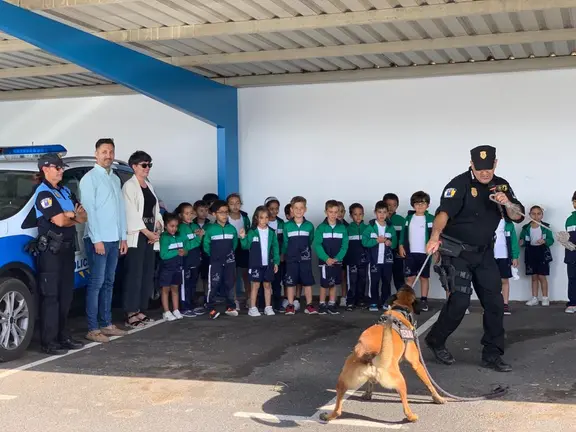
[122,151,164,328]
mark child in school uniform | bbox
[313,200,349,315]
[227,193,251,310]
[493,217,520,315]
[345,203,369,311]
[282,201,303,309]
[203,200,239,319]
[336,200,349,307]
[520,205,554,306]
[239,205,280,317]
[193,200,211,310]
[362,201,397,312]
[564,191,576,314]
[159,213,187,321]
[175,202,205,318]
[265,197,286,313]
[283,196,317,315]
[384,193,406,293]
[398,191,434,312]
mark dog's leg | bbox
[405,343,446,404]
[361,380,374,401]
[388,371,418,423]
[320,380,348,422]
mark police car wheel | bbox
[0,278,34,362]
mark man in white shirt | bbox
[79,138,128,343]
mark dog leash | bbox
[408,252,509,402]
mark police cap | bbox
[38,153,69,170]
[470,145,496,170]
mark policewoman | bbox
[33,153,87,355]
[424,145,524,372]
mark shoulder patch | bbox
[40,197,52,209]
[443,188,457,198]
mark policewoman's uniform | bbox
[425,145,524,372]
[33,154,83,354]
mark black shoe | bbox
[503,304,511,316]
[345,304,355,312]
[318,303,328,315]
[327,304,339,315]
[59,338,84,350]
[42,344,68,355]
[425,339,455,365]
[420,299,429,312]
[481,357,512,372]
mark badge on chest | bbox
[471,187,477,197]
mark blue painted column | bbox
[0,0,239,195]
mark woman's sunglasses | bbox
[139,162,153,169]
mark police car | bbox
[0,145,166,362]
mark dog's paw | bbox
[361,392,373,401]
[405,413,419,423]
[433,395,446,405]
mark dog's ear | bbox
[385,294,398,307]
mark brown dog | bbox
[320,285,445,423]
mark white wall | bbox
[0,94,217,211]
[239,68,576,302]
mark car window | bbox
[61,167,87,201]
[114,167,133,186]
[0,171,37,221]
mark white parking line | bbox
[0,394,17,400]
[234,310,441,429]
[0,318,166,380]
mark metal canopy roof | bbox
[1,0,576,100]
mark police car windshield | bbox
[0,170,36,221]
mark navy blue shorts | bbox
[159,268,183,287]
[319,263,342,288]
[284,261,315,287]
[249,265,275,283]
[496,258,512,279]
[404,252,430,278]
[525,246,551,276]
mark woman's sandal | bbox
[138,313,154,323]
[125,313,145,328]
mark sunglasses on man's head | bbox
[139,162,153,169]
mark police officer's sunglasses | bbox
[139,162,153,169]
[48,165,64,171]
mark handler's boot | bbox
[425,337,455,365]
[481,356,512,373]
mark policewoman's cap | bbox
[38,153,69,170]
[470,145,496,170]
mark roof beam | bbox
[1,55,576,101]
[1,0,574,52]
[2,27,576,79]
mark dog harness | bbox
[377,305,416,342]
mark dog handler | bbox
[424,145,524,372]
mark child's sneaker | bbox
[226,307,239,317]
[541,297,550,306]
[305,304,318,314]
[526,296,539,306]
[465,308,470,315]
[248,307,261,317]
[318,303,328,315]
[276,305,286,314]
[565,305,576,314]
[345,304,355,312]
[235,300,240,311]
[420,298,429,312]
[264,306,275,316]
[285,304,295,315]
[209,309,220,320]
[504,304,511,316]
[193,306,207,316]
[294,299,301,311]
[172,310,184,320]
[339,297,347,307]
[327,304,339,315]
[369,304,379,312]
[181,309,197,318]
[163,311,176,321]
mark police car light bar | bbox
[0,144,67,161]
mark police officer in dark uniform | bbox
[33,153,87,355]
[424,145,524,372]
